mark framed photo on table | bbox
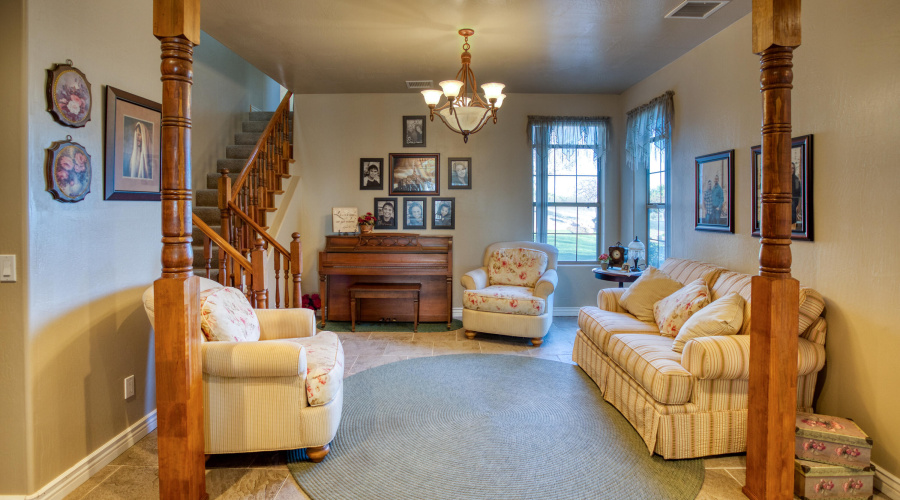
[374,197,398,230]
[694,149,735,233]
[751,134,814,241]
[388,153,439,196]
[104,86,162,201]
[402,115,426,147]
[447,157,472,189]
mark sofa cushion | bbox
[607,334,694,405]
[487,248,549,287]
[200,287,261,343]
[619,267,684,322]
[463,285,546,316]
[577,306,659,354]
[287,331,344,406]
[653,279,711,338]
[660,258,724,288]
[709,271,754,335]
[672,292,744,353]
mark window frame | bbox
[645,137,669,268]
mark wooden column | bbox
[152,1,206,498]
[745,2,801,499]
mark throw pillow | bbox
[199,287,261,342]
[488,248,549,287]
[619,267,684,322]
[672,292,745,353]
[653,279,711,337]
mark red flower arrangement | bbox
[357,212,376,226]
[302,293,322,314]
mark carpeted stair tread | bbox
[234,132,263,145]
[192,224,221,241]
[242,120,268,133]
[193,207,221,225]
[249,111,293,122]
[207,171,241,189]
[195,189,219,207]
[217,158,247,172]
[226,145,255,159]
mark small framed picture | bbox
[751,134,813,241]
[47,60,92,128]
[431,197,455,230]
[695,149,735,233]
[447,157,472,189]
[374,197,398,230]
[388,153,439,196]
[360,158,383,190]
[104,86,162,201]
[621,263,631,273]
[46,136,92,203]
[403,197,427,230]
[403,115,426,148]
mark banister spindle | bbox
[291,232,302,308]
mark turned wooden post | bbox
[291,232,302,308]
[745,2,801,499]
[251,238,267,308]
[152,0,206,498]
[217,171,231,284]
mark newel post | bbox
[745,1,801,499]
[152,0,207,498]
[251,238,267,308]
[291,232,302,308]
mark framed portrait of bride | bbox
[104,86,162,201]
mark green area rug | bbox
[287,354,704,500]
[318,319,463,333]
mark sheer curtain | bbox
[625,91,674,171]
[527,116,610,244]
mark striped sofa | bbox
[573,258,827,459]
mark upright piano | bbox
[318,233,452,328]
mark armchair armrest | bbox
[256,308,316,340]
[682,335,826,380]
[461,267,488,290]
[534,269,558,299]
[597,288,627,312]
[202,340,307,378]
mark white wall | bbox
[622,0,900,477]
[278,93,625,310]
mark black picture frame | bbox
[104,86,162,201]
[751,134,814,241]
[431,197,455,230]
[403,197,427,230]
[374,197,398,230]
[388,153,440,196]
[402,115,426,147]
[695,149,735,233]
[447,157,472,189]
[359,158,384,190]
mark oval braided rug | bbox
[287,354,704,499]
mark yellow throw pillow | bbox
[653,279,710,338]
[619,267,684,322]
[672,292,745,353]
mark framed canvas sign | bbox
[402,115,426,147]
[447,157,472,189]
[695,149,735,233]
[359,158,384,190]
[388,153,439,196]
[45,135,91,202]
[332,207,359,233]
[47,60,92,128]
[403,197,426,230]
[751,134,814,241]
[104,86,162,201]
[432,197,455,230]
[374,197,398,230]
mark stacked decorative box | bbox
[795,412,875,499]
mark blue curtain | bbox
[625,91,674,171]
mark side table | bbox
[592,268,642,288]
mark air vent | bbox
[406,80,434,90]
[665,1,729,19]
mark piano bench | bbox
[348,283,422,332]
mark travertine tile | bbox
[413,330,460,342]
[367,331,414,342]
[62,465,120,500]
[694,469,747,499]
[479,341,536,356]
[275,477,312,500]
[78,466,159,500]
[205,468,288,500]
[704,454,747,469]
[335,331,370,342]
[433,340,482,355]
[339,339,387,357]
[726,468,746,486]
[348,354,406,375]
[342,354,358,378]
[109,431,159,467]
[383,340,433,356]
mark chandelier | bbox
[421,29,506,143]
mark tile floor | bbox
[63,317,890,500]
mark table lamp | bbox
[628,236,645,272]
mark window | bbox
[646,140,667,268]
[528,117,609,262]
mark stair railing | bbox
[192,214,271,307]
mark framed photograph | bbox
[359,158,383,190]
[402,115,426,147]
[104,86,162,201]
[374,197,398,230]
[403,197,427,230]
[47,60,92,128]
[751,134,814,241]
[695,149,735,233]
[447,157,472,189]
[45,136,91,203]
[431,197,455,230]
[388,153,439,196]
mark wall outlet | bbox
[0,255,15,282]
[124,375,135,400]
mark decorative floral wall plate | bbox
[46,136,92,202]
[47,60,92,128]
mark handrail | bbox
[228,200,289,257]
[230,92,293,199]
[192,214,252,271]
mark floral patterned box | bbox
[795,412,873,470]
[794,458,874,500]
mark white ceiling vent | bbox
[665,1,729,19]
[406,80,434,90]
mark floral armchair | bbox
[461,241,559,345]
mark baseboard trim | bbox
[451,307,581,318]
[27,411,157,500]
[0,495,26,500]
[875,462,900,499]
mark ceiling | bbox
[201,0,751,95]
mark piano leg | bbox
[319,275,328,328]
[446,276,452,329]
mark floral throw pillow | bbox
[488,248,549,288]
[672,292,744,353]
[199,287,260,342]
[653,278,711,337]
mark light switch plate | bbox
[0,255,15,282]
[124,375,135,399]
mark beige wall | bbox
[622,0,900,476]
[279,93,624,310]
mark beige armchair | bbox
[461,241,559,345]
[142,277,343,462]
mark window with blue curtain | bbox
[528,116,609,262]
